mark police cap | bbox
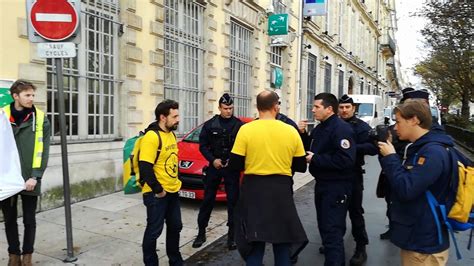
[219,93,233,106]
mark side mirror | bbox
[384,116,390,125]
[374,111,378,118]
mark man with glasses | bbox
[1,79,51,266]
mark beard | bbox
[167,123,178,131]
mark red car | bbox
[177,117,253,201]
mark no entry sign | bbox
[27,0,81,43]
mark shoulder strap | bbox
[154,130,162,164]
[426,190,463,259]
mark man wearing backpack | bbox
[378,100,455,265]
[139,100,182,266]
[1,79,51,266]
[377,88,446,240]
[192,93,243,250]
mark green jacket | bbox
[8,105,51,196]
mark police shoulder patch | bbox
[340,139,351,149]
[417,156,426,165]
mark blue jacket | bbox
[344,116,378,170]
[303,114,356,181]
[380,131,455,253]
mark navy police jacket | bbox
[344,116,378,169]
[303,114,356,181]
[380,131,454,253]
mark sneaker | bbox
[380,229,391,240]
[349,246,367,266]
[192,232,206,248]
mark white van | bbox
[348,94,385,128]
[383,106,396,125]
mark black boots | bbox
[349,245,367,266]
[227,227,237,250]
[192,229,206,248]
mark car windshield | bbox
[183,125,203,143]
[357,103,373,117]
[384,108,392,117]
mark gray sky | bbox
[395,0,427,86]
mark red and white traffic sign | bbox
[29,0,79,41]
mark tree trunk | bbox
[461,94,470,120]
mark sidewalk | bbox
[0,172,313,265]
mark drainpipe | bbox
[295,0,304,121]
[375,0,381,101]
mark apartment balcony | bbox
[380,34,396,57]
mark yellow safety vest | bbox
[3,104,45,169]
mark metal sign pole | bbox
[55,58,77,263]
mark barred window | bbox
[270,46,282,67]
[164,0,204,135]
[360,81,364,94]
[46,0,119,142]
[307,54,317,120]
[273,0,287,14]
[230,20,252,117]
[270,46,283,89]
[324,63,332,93]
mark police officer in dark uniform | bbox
[338,94,378,266]
[299,93,356,266]
[192,93,243,250]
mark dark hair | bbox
[10,79,36,96]
[394,99,432,129]
[256,90,279,111]
[314,93,338,113]
[155,99,179,120]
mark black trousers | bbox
[197,166,239,230]
[348,174,369,246]
[1,194,38,255]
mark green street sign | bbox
[272,67,283,88]
[0,87,13,107]
[268,14,288,36]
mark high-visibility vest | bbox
[3,104,45,169]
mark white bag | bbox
[0,109,25,201]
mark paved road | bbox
[186,156,474,266]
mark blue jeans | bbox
[142,192,183,266]
[246,242,291,266]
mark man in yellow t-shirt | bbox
[229,90,308,265]
[139,99,182,266]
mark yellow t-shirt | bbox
[139,130,181,193]
[231,119,306,176]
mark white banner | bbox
[0,110,25,201]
